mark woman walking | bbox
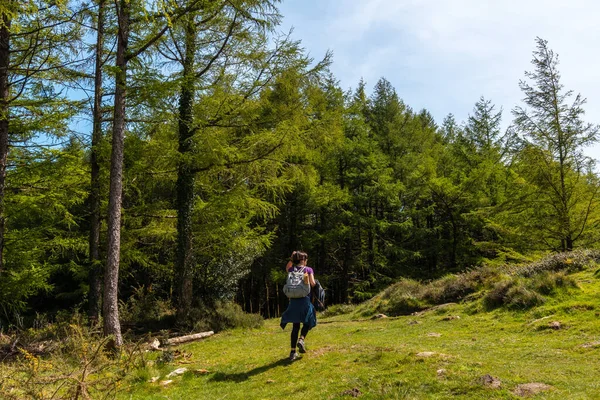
[280,251,317,361]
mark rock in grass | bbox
[148,338,161,351]
[548,321,561,330]
[436,369,446,377]
[478,374,501,389]
[159,380,173,386]
[426,332,441,337]
[148,376,160,383]
[581,341,600,348]
[166,367,188,378]
[513,383,552,397]
[194,369,210,375]
[441,315,461,321]
[371,314,387,319]
[342,388,361,397]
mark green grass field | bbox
[120,268,600,400]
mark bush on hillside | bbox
[321,303,355,318]
[363,279,426,316]
[421,273,481,304]
[379,279,422,300]
[385,294,425,316]
[504,283,546,310]
[515,250,600,277]
[334,251,591,317]
[482,278,514,309]
[483,278,545,310]
[531,271,578,295]
[482,270,577,311]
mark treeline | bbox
[0,1,598,340]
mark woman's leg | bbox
[297,324,310,353]
[290,323,301,350]
[300,324,310,339]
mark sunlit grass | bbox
[120,268,600,399]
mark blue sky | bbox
[278,0,600,160]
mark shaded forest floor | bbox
[121,268,600,399]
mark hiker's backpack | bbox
[312,279,326,311]
[283,266,310,299]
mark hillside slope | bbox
[122,266,600,399]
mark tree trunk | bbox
[0,10,11,275]
[340,237,351,303]
[264,278,270,318]
[288,195,297,251]
[88,0,106,324]
[103,0,129,347]
[174,16,197,325]
[449,211,457,269]
[166,330,214,345]
[565,236,573,252]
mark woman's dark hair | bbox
[292,251,308,264]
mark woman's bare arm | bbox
[309,273,316,287]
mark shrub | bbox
[505,284,545,310]
[516,250,600,277]
[380,279,422,300]
[119,286,174,328]
[483,277,548,310]
[531,271,578,295]
[421,273,480,304]
[358,279,425,316]
[483,278,514,310]
[191,301,263,333]
[356,251,588,315]
[385,294,425,316]
[0,322,143,399]
[321,304,355,318]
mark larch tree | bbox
[103,0,207,347]
[87,0,108,324]
[0,0,85,314]
[162,0,323,323]
[512,37,600,251]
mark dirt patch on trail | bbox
[312,345,336,357]
[415,351,451,359]
[513,382,553,397]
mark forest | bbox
[1,0,599,349]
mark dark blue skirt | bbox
[280,296,317,330]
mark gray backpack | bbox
[283,266,310,298]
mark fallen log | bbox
[166,331,214,346]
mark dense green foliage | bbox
[0,0,598,335]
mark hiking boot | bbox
[289,351,299,361]
[297,338,306,353]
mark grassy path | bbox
[121,271,600,399]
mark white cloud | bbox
[280,0,600,159]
